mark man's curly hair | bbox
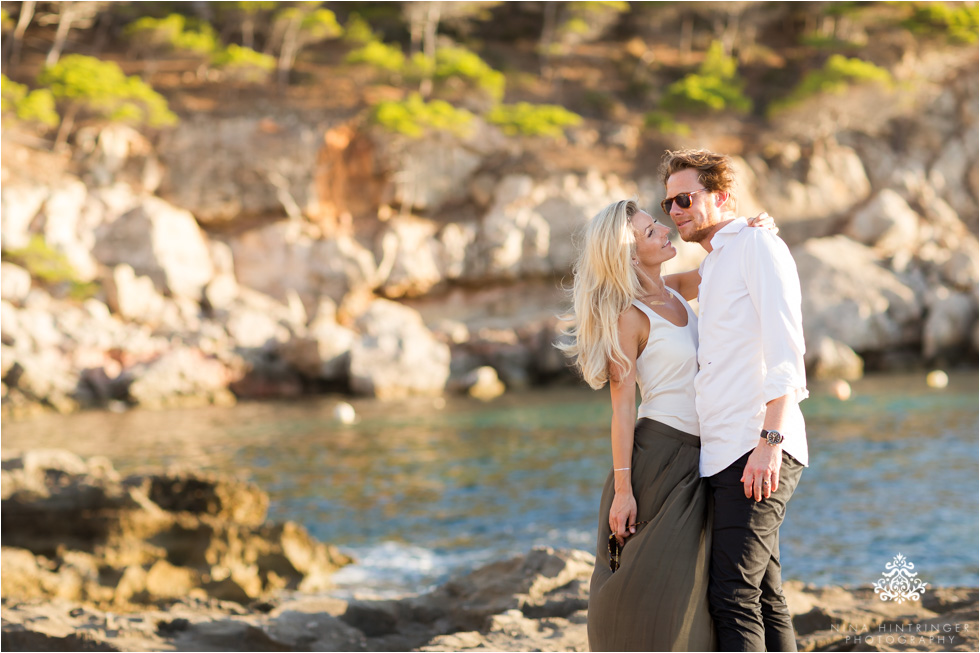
[659,149,737,209]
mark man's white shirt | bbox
[695,218,809,477]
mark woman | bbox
[557,199,773,651]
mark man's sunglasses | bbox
[660,188,709,215]
[607,519,651,572]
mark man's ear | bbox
[715,191,730,208]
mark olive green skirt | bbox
[587,418,716,652]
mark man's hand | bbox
[741,442,782,501]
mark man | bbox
[660,149,809,652]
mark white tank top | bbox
[631,288,700,436]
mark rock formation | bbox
[0,450,351,607]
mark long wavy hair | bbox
[556,199,643,389]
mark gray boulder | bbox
[349,299,451,399]
[845,189,920,258]
[793,236,923,353]
[93,195,214,300]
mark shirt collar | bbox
[708,217,748,252]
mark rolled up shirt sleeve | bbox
[741,230,809,404]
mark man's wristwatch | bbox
[761,429,784,446]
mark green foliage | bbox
[38,55,177,128]
[558,1,630,39]
[661,41,752,114]
[371,93,474,138]
[346,40,406,72]
[1,75,60,127]
[227,1,278,15]
[343,13,377,44]
[643,110,691,136]
[432,47,506,101]
[1,8,12,31]
[124,14,219,56]
[211,44,275,81]
[0,75,25,113]
[406,51,436,78]
[769,54,892,114]
[3,235,98,300]
[901,2,979,43]
[435,48,507,100]
[277,6,343,41]
[798,35,865,50]
[486,102,583,138]
[402,46,505,101]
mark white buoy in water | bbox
[926,370,949,389]
[334,402,357,424]
[831,379,852,401]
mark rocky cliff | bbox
[1,50,977,416]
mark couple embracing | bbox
[560,149,809,652]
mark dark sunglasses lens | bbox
[662,192,694,214]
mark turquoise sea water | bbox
[2,372,977,597]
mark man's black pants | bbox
[707,450,804,652]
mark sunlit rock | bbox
[793,236,922,354]
[91,195,215,300]
[349,299,450,399]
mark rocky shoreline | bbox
[3,557,977,652]
[2,451,977,652]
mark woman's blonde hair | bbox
[556,199,643,389]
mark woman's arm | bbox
[607,309,643,543]
[664,269,701,301]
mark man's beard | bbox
[683,225,714,243]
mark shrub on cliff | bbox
[211,44,276,83]
[768,55,892,116]
[346,40,406,73]
[660,41,752,114]
[37,54,177,150]
[407,46,506,103]
[342,12,379,45]
[371,93,474,138]
[901,1,979,43]
[486,102,583,138]
[124,13,220,58]
[643,110,691,137]
[1,75,59,129]
[2,235,98,300]
[270,6,342,86]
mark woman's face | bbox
[630,210,676,268]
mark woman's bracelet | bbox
[614,467,630,472]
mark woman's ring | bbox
[762,479,770,485]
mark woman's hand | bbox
[609,490,637,545]
[748,211,778,234]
